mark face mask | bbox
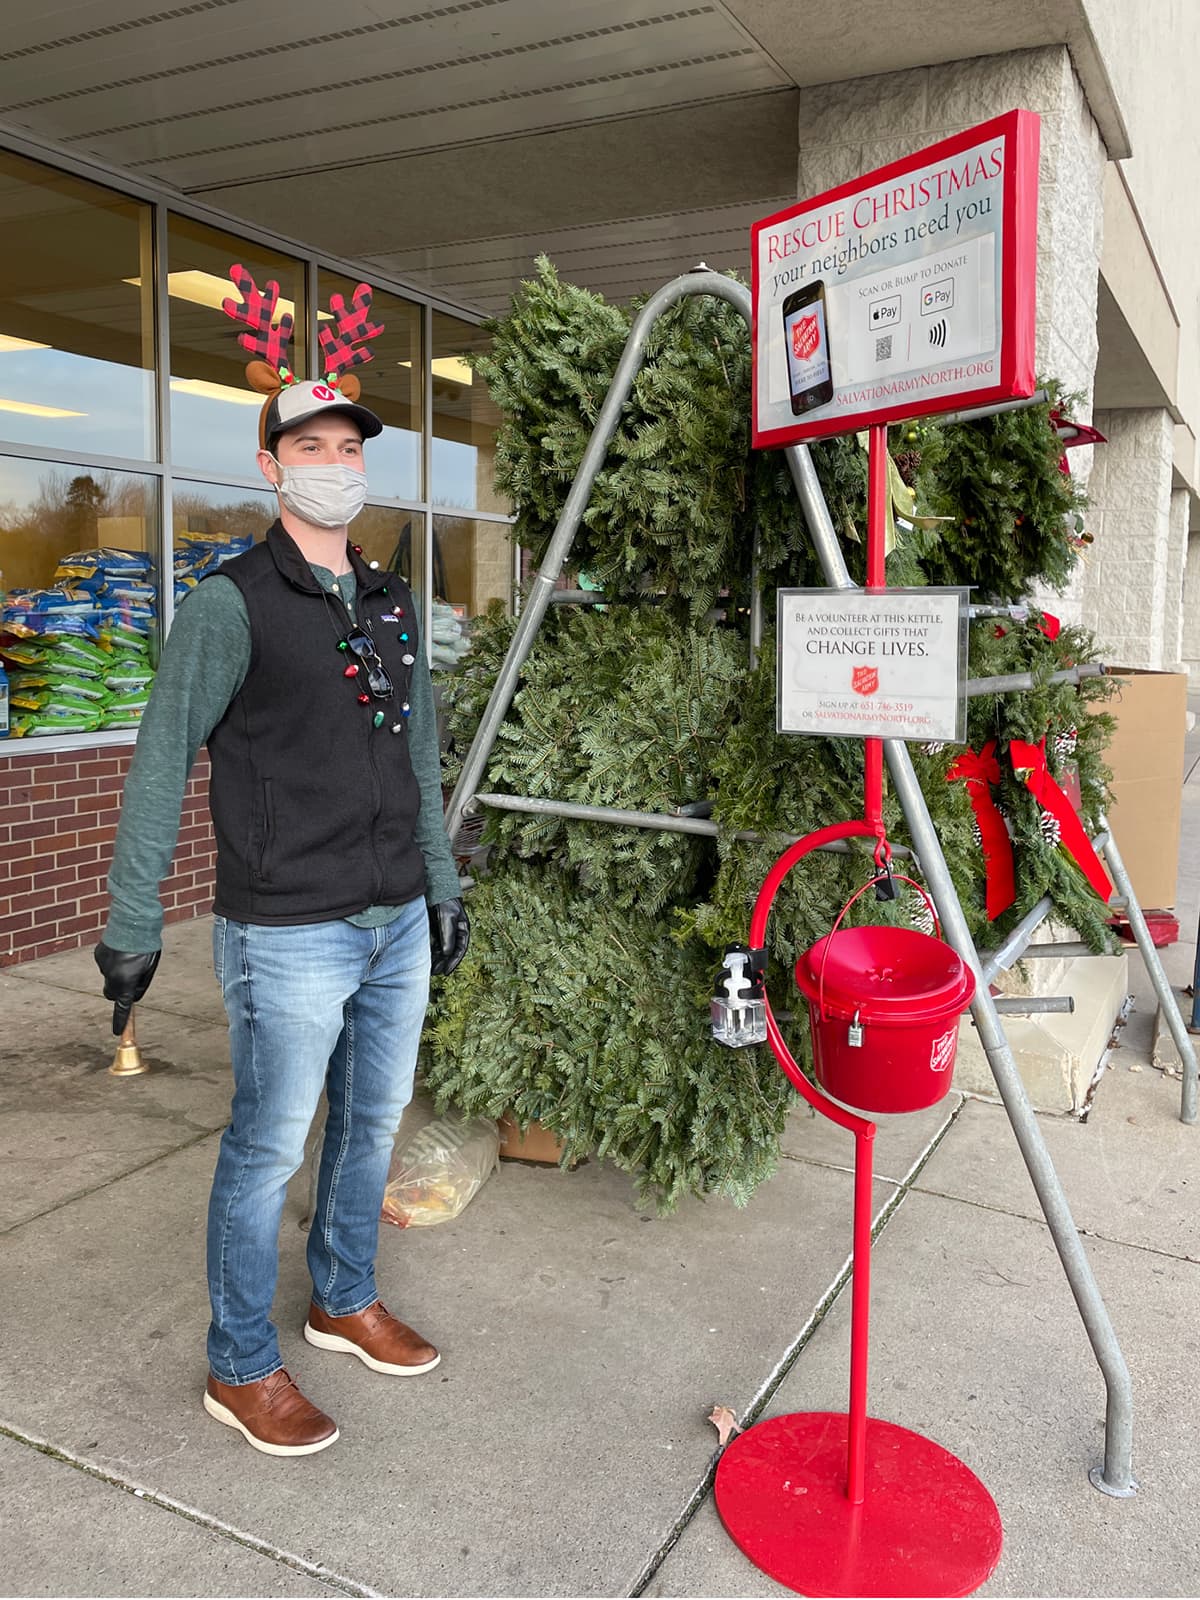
[269,460,369,529]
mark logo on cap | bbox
[312,384,336,402]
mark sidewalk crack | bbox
[910,1181,1200,1265]
[0,1128,223,1238]
[625,1098,965,1597]
[0,1423,379,1597]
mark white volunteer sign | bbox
[777,587,968,741]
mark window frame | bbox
[0,128,515,756]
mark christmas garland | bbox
[428,258,1115,1210]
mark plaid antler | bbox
[318,284,385,380]
[222,263,294,374]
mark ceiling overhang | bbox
[0,0,1134,319]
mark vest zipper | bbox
[342,580,387,904]
[363,599,386,903]
[367,733,385,902]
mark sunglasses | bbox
[346,626,394,699]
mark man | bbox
[95,376,469,1456]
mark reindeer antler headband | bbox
[221,264,386,447]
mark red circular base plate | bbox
[715,1412,1002,1598]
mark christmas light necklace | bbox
[319,561,413,735]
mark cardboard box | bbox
[497,1111,567,1165]
[1103,668,1189,907]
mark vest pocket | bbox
[254,777,276,881]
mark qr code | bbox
[875,334,892,362]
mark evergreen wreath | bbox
[428,257,1114,1211]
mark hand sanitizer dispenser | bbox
[711,945,767,1048]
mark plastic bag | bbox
[1,610,100,641]
[9,671,110,703]
[11,708,102,735]
[381,1109,499,1228]
[48,636,110,673]
[55,547,153,580]
[104,663,155,693]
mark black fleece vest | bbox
[205,522,425,925]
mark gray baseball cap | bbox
[263,378,383,448]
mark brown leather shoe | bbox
[203,1369,338,1456]
[304,1299,441,1375]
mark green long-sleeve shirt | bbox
[103,565,461,953]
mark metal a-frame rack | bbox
[444,269,1198,1498]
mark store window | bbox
[0,453,160,738]
[168,486,422,608]
[168,215,306,483]
[431,513,512,669]
[317,270,422,505]
[171,479,277,607]
[353,505,423,593]
[0,149,155,462]
[431,313,505,514]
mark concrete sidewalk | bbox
[2,727,1198,1598]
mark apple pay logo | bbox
[868,294,902,329]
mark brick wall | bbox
[0,746,214,967]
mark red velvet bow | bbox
[1035,611,1061,641]
[1008,737,1112,902]
[946,740,1016,920]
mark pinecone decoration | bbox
[1053,725,1078,760]
[894,448,922,486]
[921,740,947,756]
[1039,808,1062,847]
[907,891,937,936]
[972,807,1011,848]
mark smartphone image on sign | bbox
[782,281,834,416]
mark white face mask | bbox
[269,460,369,529]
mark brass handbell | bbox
[109,1007,148,1076]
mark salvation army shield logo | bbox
[929,1024,959,1074]
[852,666,879,696]
[792,314,820,361]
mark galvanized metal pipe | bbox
[1019,942,1106,961]
[979,897,1055,985]
[443,269,754,848]
[978,842,1117,983]
[475,793,730,838]
[991,996,1076,1015]
[749,530,764,672]
[883,738,1136,1496]
[1097,813,1197,1125]
[471,791,916,857]
[966,663,1105,698]
[938,388,1049,427]
[782,432,1137,1497]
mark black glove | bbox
[429,897,470,978]
[94,942,161,1035]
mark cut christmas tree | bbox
[426,258,1114,1212]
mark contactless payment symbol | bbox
[792,315,820,362]
[852,666,879,696]
[312,384,336,401]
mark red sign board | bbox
[752,110,1040,446]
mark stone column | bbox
[1180,531,1200,676]
[1079,407,1176,668]
[1164,487,1190,670]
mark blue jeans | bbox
[206,901,430,1384]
